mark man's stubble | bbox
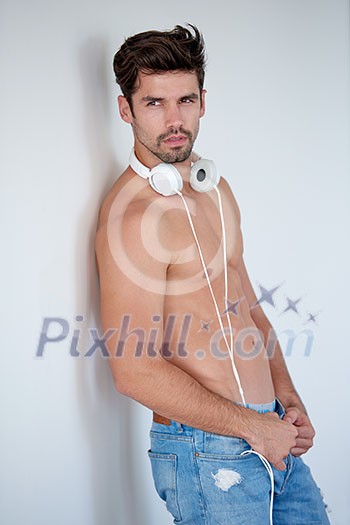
[131,120,200,164]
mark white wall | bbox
[1,1,349,524]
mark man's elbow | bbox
[109,351,166,398]
[111,362,156,399]
[111,368,136,397]
[113,375,154,406]
[113,376,137,397]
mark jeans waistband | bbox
[242,397,285,417]
[240,399,276,414]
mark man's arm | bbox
[95,198,297,470]
[220,175,315,456]
[236,256,316,456]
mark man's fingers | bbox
[291,437,314,456]
[290,446,307,456]
[283,408,299,424]
[295,437,313,449]
[296,426,315,439]
[273,459,287,471]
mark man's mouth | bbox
[163,135,188,146]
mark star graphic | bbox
[197,320,213,333]
[252,282,283,309]
[222,298,242,316]
[304,311,320,325]
[280,297,302,315]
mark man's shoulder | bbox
[97,167,159,232]
[218,174,233,196]
[217,175,241,223]
[95,167,175,275]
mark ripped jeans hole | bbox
[211,468,242,491]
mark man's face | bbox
[118,70,206,164]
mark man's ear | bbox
[118,95,133,123]
[199,89,207,118]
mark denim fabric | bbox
[147,399,330,524]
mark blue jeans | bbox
[147,399,330,524]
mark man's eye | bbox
[181,98,194,104]
[147,100,160,107]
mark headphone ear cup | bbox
[149,164,183,196]
[190,159,220,193]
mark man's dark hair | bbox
[113,24,206,114]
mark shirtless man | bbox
[95,24,329,524]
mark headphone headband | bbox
[129,149,150,179]
[129,148,220,196]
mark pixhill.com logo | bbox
[35,280,320,360]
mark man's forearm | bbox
[251,308,306,413]
[115,354,256,440]
[269,343,306,412]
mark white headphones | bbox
[129,148,220,196]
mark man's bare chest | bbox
[161,191,243,295]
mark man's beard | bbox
[133,123,199,164]
[155,143,193,163]
[154,127,194,163]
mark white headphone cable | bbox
[175,189,245,405]
[213,186,275,525]
[213,186,245,405]
[175,187,275,525]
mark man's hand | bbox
[283,407,315,456]
[246,412,298,471]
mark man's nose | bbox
[165,103,184,129]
